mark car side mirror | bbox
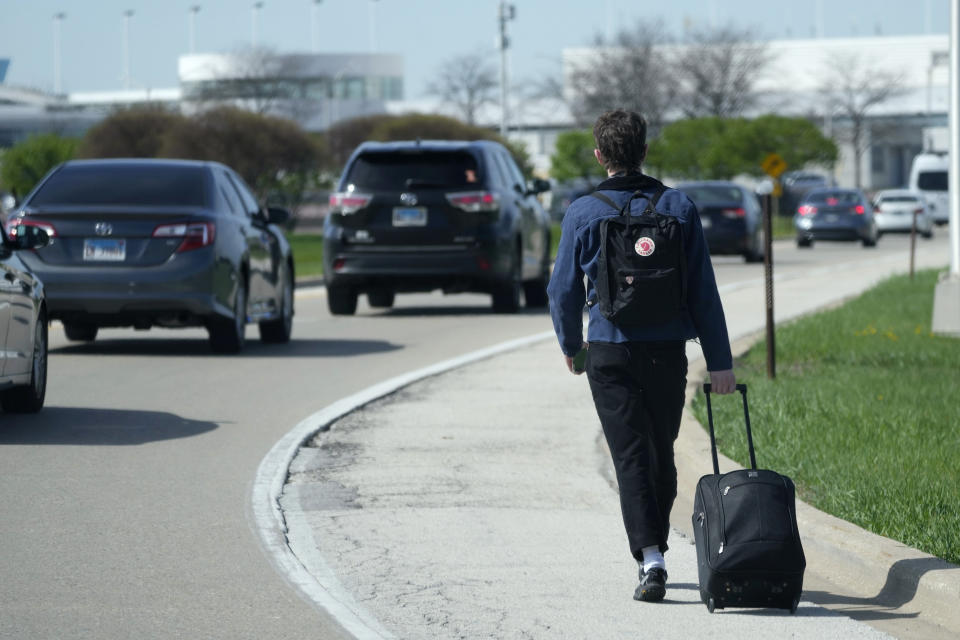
[11,225,50,251]
[266,206,292,226]
[527,178,551,195]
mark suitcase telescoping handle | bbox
[702,383,757,475]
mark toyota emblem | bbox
[399,193,418,206]
[94,222,113,236]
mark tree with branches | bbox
[818,53,906,189]
[673,26,772,118]
[427,53,499,125]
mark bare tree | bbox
[565,21,674,130]
[819,53,906,189]
[673,26,772,118]
[186,47,310,117]
[427,53,498,125]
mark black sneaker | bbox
[634,567,667,602]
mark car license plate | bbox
[83,238,126,262]
[392,207,427,227]
[826,214,838,222]
[700,217,712,229]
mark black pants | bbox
[585,340,688,563]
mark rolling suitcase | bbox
[692,383,805,614]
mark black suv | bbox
[323,140,552,314]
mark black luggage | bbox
[692,383,805,614]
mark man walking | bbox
[547,109,735,602]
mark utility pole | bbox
[189,5,201,54]
[497,2,515,139]
[122,9,134,90]
[53,12,66,95]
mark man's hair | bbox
[593,110,648,173]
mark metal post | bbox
[763,194,776,379]
[251,2,263,47]
[950,0,960,277]
[910,210,917,281]
[122,10,134,90]
[53,12,65,95]
[497,2,515,139]
[189,5,200,54]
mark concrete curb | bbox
[671,332,960,637]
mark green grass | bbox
[691,269,960,564]
[551,223,562,260]
[771,215,795,240]
[287,232,324,280]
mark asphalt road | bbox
[0,232,949,639]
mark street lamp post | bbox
[122,9,134,90]
[189,5,201,54]
[53,12,66,95]
[311,0,322,53]
[251,2,264,47]
[498,2,515,139]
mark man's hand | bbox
[563,342,588,375]
[709,369,736,394]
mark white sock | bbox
[641,546,665,572]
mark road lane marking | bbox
[251,329,555,639]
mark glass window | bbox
[30,164,209,207]
[805,191,862,205]
[225,171,260,216]
[219,184,241,216]
[497,152,525,190]
[680,186,743,205]
[917,171,948,191]
[871,147,886,173]
[345,152,481,190]
[877,194,919,203]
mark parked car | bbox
[908,152,949,225]
[0,223,50,412]
[781,170,833,216]
[793,188,879,248]
[5,159,294,353]
[323,140,553,314]
[677,181,764,262]
[872,189,934,239]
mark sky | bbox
[1,0,952,99]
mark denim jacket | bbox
[546,173,733,372]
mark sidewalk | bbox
[280,246,959,639]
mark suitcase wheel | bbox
[790,599,799,615]
[707,597,716,613]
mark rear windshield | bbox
[680,185,742,205]
[805,191,861,205]
[344,152,481,190]
[878,195,919,203]
[917,171,947,192]
[29,164,209,207]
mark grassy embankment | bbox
[690,269,960,564]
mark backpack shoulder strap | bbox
[590,186,667,216]
[588,191,621,211]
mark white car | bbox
[872,190,933,239]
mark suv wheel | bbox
[328,285,358,315]
[797,237,813,249]
[209,279,247,354]
[1,309,47,413]
[64,322,98,342]
[492,249,521,313]
[523,248,551,308]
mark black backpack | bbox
[588,188,687,327]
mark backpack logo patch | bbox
[635,237,656,256]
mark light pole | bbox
[122,9,134,90]
[497,2,515,139]
[311,0,322,53]
[53,12,66,95]
[189,5,201,53]
[251,1,264,47]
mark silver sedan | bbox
[872,189,934,239]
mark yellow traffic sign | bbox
[762,153,788,178]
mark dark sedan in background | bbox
[323,140,552,314]
[0,223,50,412]
[5,159,294,353]
[793,187,879,248]
[677,181,764,262]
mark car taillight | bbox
[445,191,500,213]
[721,207,746,219]
[6,219,57,238]
[797,205,817,216]
[852,205,865,215]
[873,205,881,213]
[914,208,924,215]
[153,222,215,252]
[329,192,373,215]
